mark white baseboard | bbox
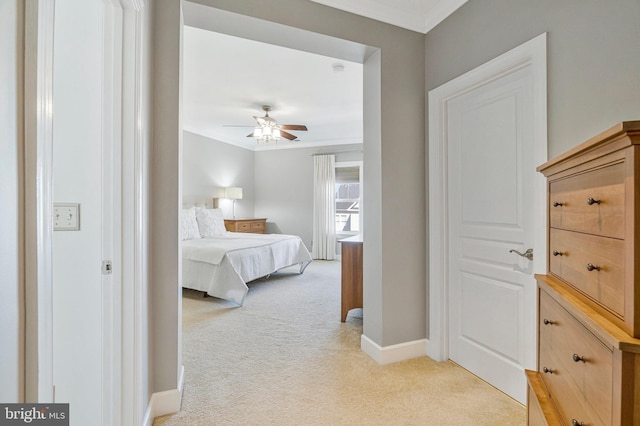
[143,365,185,426]
[361,334,429,365]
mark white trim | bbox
[142,365,184,426]
[103,1,147,424]
[361,335,428,365]
[24,0,55,403]
[427,33,548,364]
[120,0,144,10]
[130,5,147,423]
[102,3,123,424]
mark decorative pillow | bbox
[196,208,227,237]
[181,208,201,240]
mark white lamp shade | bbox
[225,187,243,200]
[213,187,226,198]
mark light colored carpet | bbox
[154,260,526,426]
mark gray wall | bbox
[425,0,640,159]
[254,145,362,249]
[1,0,23,403]
[189,0,426,348]
[425,0,640,337]
[152,0,183,394]
[182,131,255,218]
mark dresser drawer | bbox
[549,162,625,238]
[549,228,624,317]
[236,222,251,232]
[224,218,267,234]
[250,221,265,232]
[539,349,600,426]
[539,290,614,426]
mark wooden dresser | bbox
[223,218,267,234]
[339,235,363,322]
[528,121,640,425]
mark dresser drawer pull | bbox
[572,354,586,363]
[552,201,564,207]
[586,197,601,205]
[586,263,601,272]
[571,420,584,426]
[552,250,564,256]
[542,367,554,374]
[543,319,555,325]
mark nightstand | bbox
[224,218,267,234]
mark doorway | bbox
[428,33,548,403]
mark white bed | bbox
[181,207,312,305]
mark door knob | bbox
[509,248,533,261]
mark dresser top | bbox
[537,120,640,176]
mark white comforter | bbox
[181,232,312,305]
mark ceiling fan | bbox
[225,105,308,142]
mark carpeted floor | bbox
[154,260,525,425]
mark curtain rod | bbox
[311,150,363,156]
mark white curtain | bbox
[312,154,336,260]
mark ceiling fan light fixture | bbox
[242,105,306,143]
[253,124,282,143]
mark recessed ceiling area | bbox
[310,0,468,33]
[182,0,467,151]
[182,26,364,151]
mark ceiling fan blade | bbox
[254,116,267,126]
[246,132,254,138]
[223,125,254,128]
[280,124,308,131]
[279,130,298,140]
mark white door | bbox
[429,34,547,403]
[51,1,121,423]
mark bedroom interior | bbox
[178,9,367,407]
[6,0,640,425]
[181,21,365,250]
[179,3,367,372]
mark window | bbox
[335,162,362,234]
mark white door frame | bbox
[427,33,548,365]
[118,1,146,423]
[26,0,145,423]
[102,0,146,424]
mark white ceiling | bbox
[182,1,466,151]
[310,0,468,34]
[183,27,363,151]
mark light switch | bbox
[54,203,80,231]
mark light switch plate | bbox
[54,203,80,231]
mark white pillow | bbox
[196,208,227,237]
[181,208,201,240]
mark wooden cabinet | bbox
[528,121,640,425]
[340,235,363,322]
[223,218,267,234]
